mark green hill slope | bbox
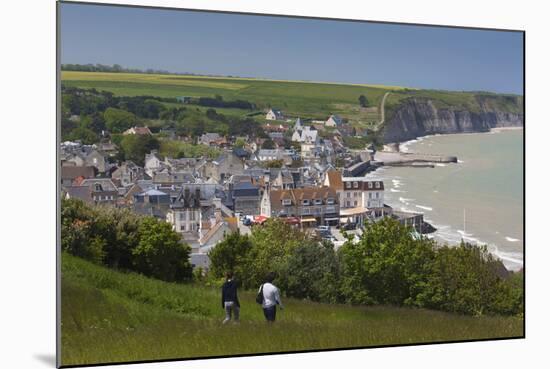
[60,253,523,367]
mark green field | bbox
[61,253,523,367]
[61,71,408,125]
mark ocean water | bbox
[368,129,524,271]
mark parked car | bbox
[242,217,252,226]
[341,223,356,231]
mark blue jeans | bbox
[223,301,240,323]
[263,305,277,322]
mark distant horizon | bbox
[61,64,523,96]
[61,3,524,94]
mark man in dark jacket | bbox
[221,271,240,323]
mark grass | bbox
[60,253,523,367]
[61,71,402,124]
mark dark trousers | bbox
[263,306,277,322]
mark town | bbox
[61,105,431,271]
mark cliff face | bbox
[382,97,524,143]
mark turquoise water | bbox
[368,129,524,270]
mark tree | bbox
[280,240,341,303]
[234,137,246,148]
[119,134,159,166]
[104,107,138,133]
[133,217,192,282]
[421,242,520,315]
[338,217,436,306]
[358,94,368,107]
[66,126,99,145]
[261,139,276,149]
[242,219,311,289]
[265,159,283,168]
[208,232,252,280]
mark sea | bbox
[367,129,524,271]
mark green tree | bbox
[422,242,519,315]
[242,219,311,289]
[120,134,160,166]
[280,240,341,303]
[104,107,138,133]
[234,137,246,148]
[133,217,192,282]
[265,159,284,168]
[66,126,99,145]
[338,217,436,306]
[261,139,276,149]
[358,94,368,107]
[208,232,252,279]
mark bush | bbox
[338,217,437,306]
[61,199,193,283]
[133,217,193,282]
[280,240,341,303]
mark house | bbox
[84,150,108,173]
[176,96,191,103]
[199,133,221,146]
[261,187,340,226]
[271,169,296,190]
[325,114,343,127]
[265,109,284,121]
[152,169,196,186]
[111,161,145,187]
[257,148,296,163]
[144,151,163,177]
[291,125,318,144]
[64,178,119,205]
[61,166,96,186]
[123,126,152,135]
[293,118,303,131]
[133,189,171,218]
[230,181,261,216]
[166,188,203,245]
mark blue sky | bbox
[60,2,524,94]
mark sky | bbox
[60,2,524,94]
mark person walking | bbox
[221,271,240,324]
[257,272,283,323]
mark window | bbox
[326,198,334,205]
[353,181,358,188]
[302,199,310,206]
[345,182,351,189]
[354,200,358,206]
[346,192,351,198]
[369,193,372,199]
[282,199,292,206]
[314,199,322,205]
[376,192,380,199]
[180,225,186,231]
[368,182,373,189]
[190,210,196,221]
[375,182,381,188]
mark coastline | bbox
[371,129,524,271]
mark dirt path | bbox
[379,92,391,125]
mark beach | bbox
[369,129,524,271]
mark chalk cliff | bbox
[382,95,523,143]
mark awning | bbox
[324,217,340,221]
[300,217,317,223]
[340,207,369,216]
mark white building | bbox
[265,109,284,120]
[325,114,343,127]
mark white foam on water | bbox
[390,188,403,193]
[457,159,465,164]
[505,236,521,242]
[415,204,433,211]
[435,163,447,167]
[399,197,415,203]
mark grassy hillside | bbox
[61,71,523,131]
[61,253,523,367]
[61,71,404,126]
